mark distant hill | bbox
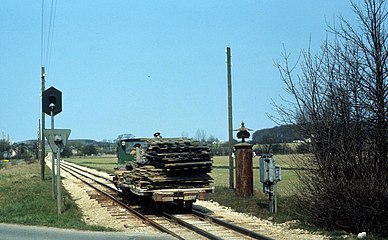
[68,139,98,145]
[251,124,302,144]
[17,139,98,145]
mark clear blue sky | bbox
[1,0,357,142]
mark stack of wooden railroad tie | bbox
[132,139,213,190]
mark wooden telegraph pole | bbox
[226,47,234,189]
[41,66,46,181]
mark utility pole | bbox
[38,120,41,162]
[226,47,234,189]
[41,67,46,181]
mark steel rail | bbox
[61,164,185,240]
[62,162,274,240]
[64,164,229,239]
[161,211,223,240]
[191,208,274,240]
[61,161,114,183]
[61,163,117,192]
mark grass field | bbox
[65,155,117,174]
[211,155,299,195]
[0,162,110,231]
[66,154,302,223]
[66,154,300,196]
[1,156,368,238]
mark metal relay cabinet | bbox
[259,154,281,213]
[260,154,282,184]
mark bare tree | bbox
[275,0,387,235]
[195,129,207,143]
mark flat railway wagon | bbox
[113,135,214,209]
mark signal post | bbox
[42,86,71,214]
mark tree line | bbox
[2,126,309,161]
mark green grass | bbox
[57,155,383,238]
[209,156,384,239]
[0,162,111,231]
[210,168,298,196]
[65,155,117,174]
[212,154,302,168]
[2,155,382,239]
[211,155,299,195]
[67,155,300,196]
[209,186,301,222]
[209,155,302,223]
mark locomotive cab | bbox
[116,137,147,170]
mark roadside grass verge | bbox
[0,162,110,231]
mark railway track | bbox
[60,161,273,240]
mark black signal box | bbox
[42,86,62,116]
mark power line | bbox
[41,0,58,77]
[40,0,45,67]
[45,0,58,73]
[40,0,57,181]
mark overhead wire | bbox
[45,0,58,74]
[40,0,45,67]
[40,0,58,80]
